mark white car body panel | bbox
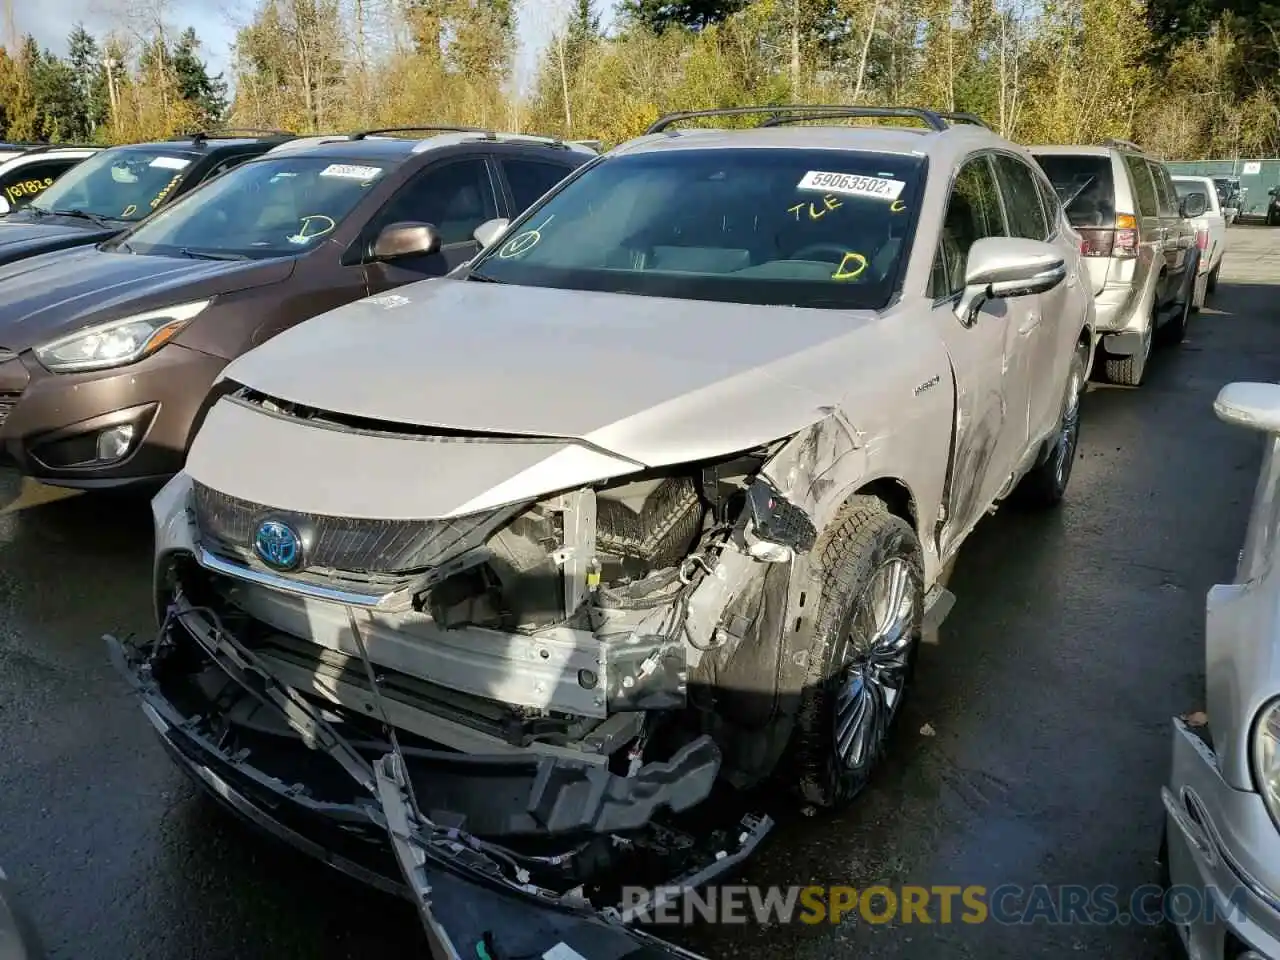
[1165,381,1280,960]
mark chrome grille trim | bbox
[191,481,510,578]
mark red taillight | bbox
[1079,215,1138,258]
[1196,227,1209,250]
[1078,228,1114,257]
[1113,214,1138,258]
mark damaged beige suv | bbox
[113,106,1095,954]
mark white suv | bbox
[114,105,1096,957]
[0,145,99,214]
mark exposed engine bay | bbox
[115,410,861,937]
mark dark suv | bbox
[0,130,296,266]
[0,126,596,489]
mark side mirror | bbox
[473,217,510,250]
[954,237,1066,327]
[1215,382,1280,434]
[1181,192,1207,218]
[370,221,441,261]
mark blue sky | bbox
[14,0,613,93]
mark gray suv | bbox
[1032,139,1204,386]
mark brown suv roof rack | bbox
[1102,137,1144,153]
[169,128,296,144]
[647,105,951,134]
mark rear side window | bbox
[993,154,1049,240]
[1148,161,1178,217]
[1035,173,1061,232]
[930,155,1007,299]
[199,154,256,184]
[1174,178,1216,212]
[502,158,575,212]
[1123,155,1159,218]
[1034,153,1115,228]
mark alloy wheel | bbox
[834,558,918,771]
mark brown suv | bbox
[0,127,596,488]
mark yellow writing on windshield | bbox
[4,177,54,205]
[890,199,906,213]
[788,194,843,221]
[288,214,336,244]
[121,204,137,218]
[831,252,868,281]
[149,173,184,210]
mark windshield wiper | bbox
[47,208,114,228]
[177,247,249,261]
[465,269,505,283]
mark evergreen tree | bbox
[172,28,228,126]
[67,25,110,137]
[619,0,747,32]
[32,48,85,140]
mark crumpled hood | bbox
[0,246,294,352]
[221,278,876,468]
[0,217,111,266]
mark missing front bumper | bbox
[106,625,771,958]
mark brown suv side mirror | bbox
[370,221,442,261]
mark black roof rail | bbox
[16,143,101,154]
[647,105,950,134]
[1101,137,1144,153]
[350,125,495,141]
[171,128,296,144]
[936,111,990,128]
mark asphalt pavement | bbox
[3,230,1280,960]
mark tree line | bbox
[0,22,226,143]
[1,0,1277,159]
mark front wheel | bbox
[792,498,923,809]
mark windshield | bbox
[1033,154,1116,228]
[115,156,388,259]
[28,147,199,222]
[468,148,925,310]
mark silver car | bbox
[1032,140,1204,386]
[1163,381,1280,960]
[113,105,1096,950]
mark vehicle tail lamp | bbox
[1078,215,1138,259]
[1252,698,1280,829]
[1196,227,1209,251]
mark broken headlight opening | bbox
[111,447,829,947]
